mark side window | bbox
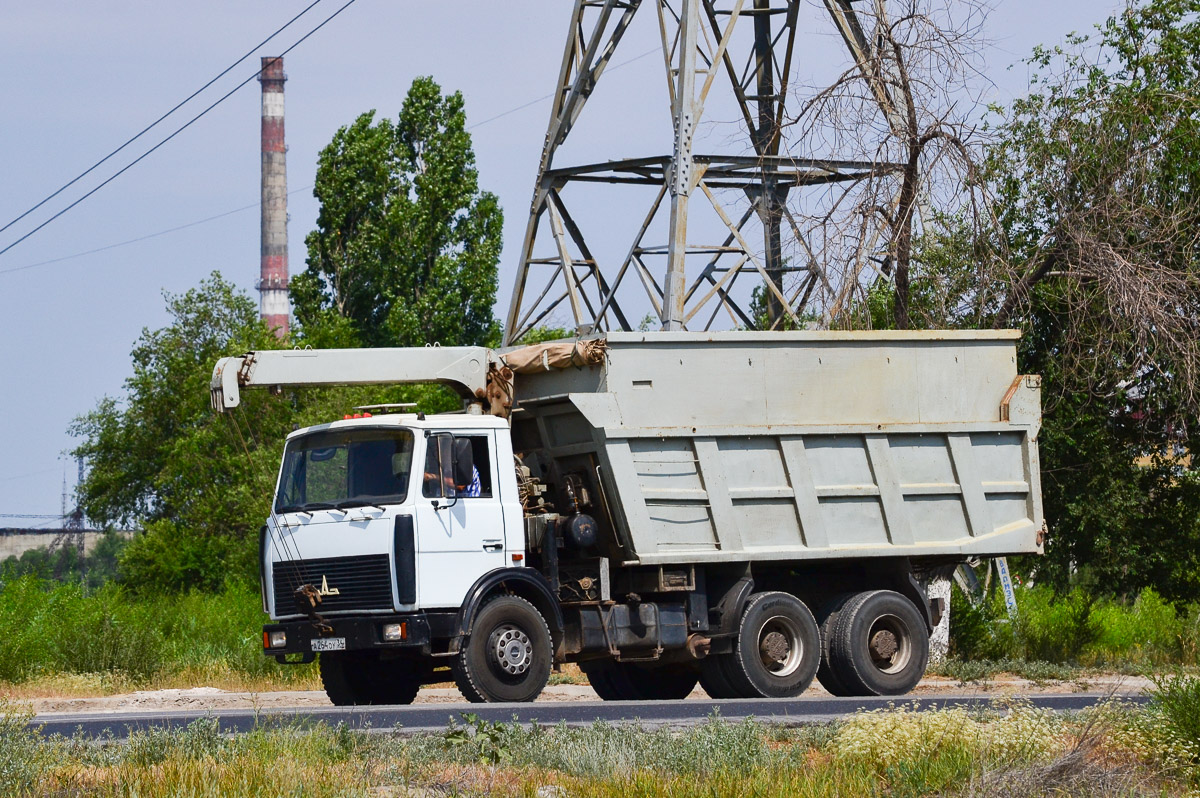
[462,436,493,498]
[420,435,493,499]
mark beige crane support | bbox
[210,347,496,414]
[210,341,609,419]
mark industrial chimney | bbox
[258,56,289,336]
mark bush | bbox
[0,574,298,685]
[1149,673,1200,765]
[1091,588,1182,665]
[1016,587,1098,663]
[0,702,51,796]
[49,584,164,679]
[949,583,1200,668]
[117,521,255,595]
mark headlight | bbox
[382,623,407,642]
[265,630,287,649]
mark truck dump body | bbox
[508,331,1043,565]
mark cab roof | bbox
[286,411,508,441]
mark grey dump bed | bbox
[509,331,1043,565]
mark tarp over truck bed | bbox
[506,331,1043,565]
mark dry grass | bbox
[0,665,321,700]
[1,686,1197,797]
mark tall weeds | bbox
[0,575,311,687]
[950,584,1200,668]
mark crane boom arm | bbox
[210,346,495,412]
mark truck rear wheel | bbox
[581,661,698,700]
[828,590,929,696]
[319,653,421,706]
[698,654,751,698]
[723,591,820,699]
[452,595,552,703]
[814,594,855,696]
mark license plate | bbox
[311,637,346,652]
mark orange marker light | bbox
[262,631,270,649]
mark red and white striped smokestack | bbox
[258,56,289,336]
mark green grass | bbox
[2,690,1197,797]
[948,584,1200,669]
[2,572,1198,697]
[0,575,315,692]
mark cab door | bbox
[412,431,507,609]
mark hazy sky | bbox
[0,0,1120,525]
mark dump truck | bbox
[210,331,1043,704]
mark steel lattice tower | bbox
[503,0,901,344]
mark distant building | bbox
[0,528,132,561]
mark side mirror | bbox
[438,434,457,501]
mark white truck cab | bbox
[266,412,523,618]
[260,410,557,705]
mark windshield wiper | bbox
[335,499,386,512]
[276,504,313,517]
[301,502,337,512]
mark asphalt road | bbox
[31,693,1147,739]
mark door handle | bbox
[482,541,503,552]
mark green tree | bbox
[918,0,1200,600]
[292,76,503,349]
[985,0,1200,403]
[70,273,293,592]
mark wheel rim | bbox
[757,614,805,678]
[489,623,534,676]
[866,614,911,674]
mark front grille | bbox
[272,554,393,614]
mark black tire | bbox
[723,591,820,699]
[452,595,552,703]
[698,654,748,699]
[365,659,423,705]
[319,652,362,706]
[814,593,855,696]
[828,590,929,696]
[319,652,422,706]
[580,660,698,701]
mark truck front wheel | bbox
[319,652,422,706]
[827,590,929,695]
[452,595,552,703]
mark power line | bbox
[0,514,63,519]
[467,46,658,130]
[0,0,327,239]
[0,466,60,483]
[0,185,314,277]
[0,0,362,260]
[1,41,660,275]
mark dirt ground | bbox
[20,673,1153,716]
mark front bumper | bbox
[263,613,432,662]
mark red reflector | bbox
[512,553,524,562]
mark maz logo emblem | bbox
[318,575,341,596]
